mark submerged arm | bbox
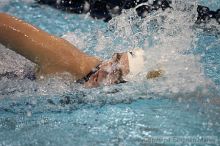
[0,13,101,80]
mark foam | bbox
[106,0,215,95]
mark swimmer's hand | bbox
[146,69,164,79]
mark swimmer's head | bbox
[84,52,129,88]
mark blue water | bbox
[0,0,220,146]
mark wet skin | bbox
[85,52,129,88]
[0,13,101,80]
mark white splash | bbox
[0,44,76,98]
[0,0,218,99]
[107,0,214,95]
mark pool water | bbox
[0,0,220,145]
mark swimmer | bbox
[0,13,162,87]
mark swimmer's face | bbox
[84,52,129,88]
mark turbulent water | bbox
[0,0,220,146]
[0,0,219,99]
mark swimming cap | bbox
[127,48,145,76]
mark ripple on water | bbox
[0,0,220,145]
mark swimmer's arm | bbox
[0,13,101,80]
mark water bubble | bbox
[148,0,154,5]
[27,111,32,117]
[84,1,90,12]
